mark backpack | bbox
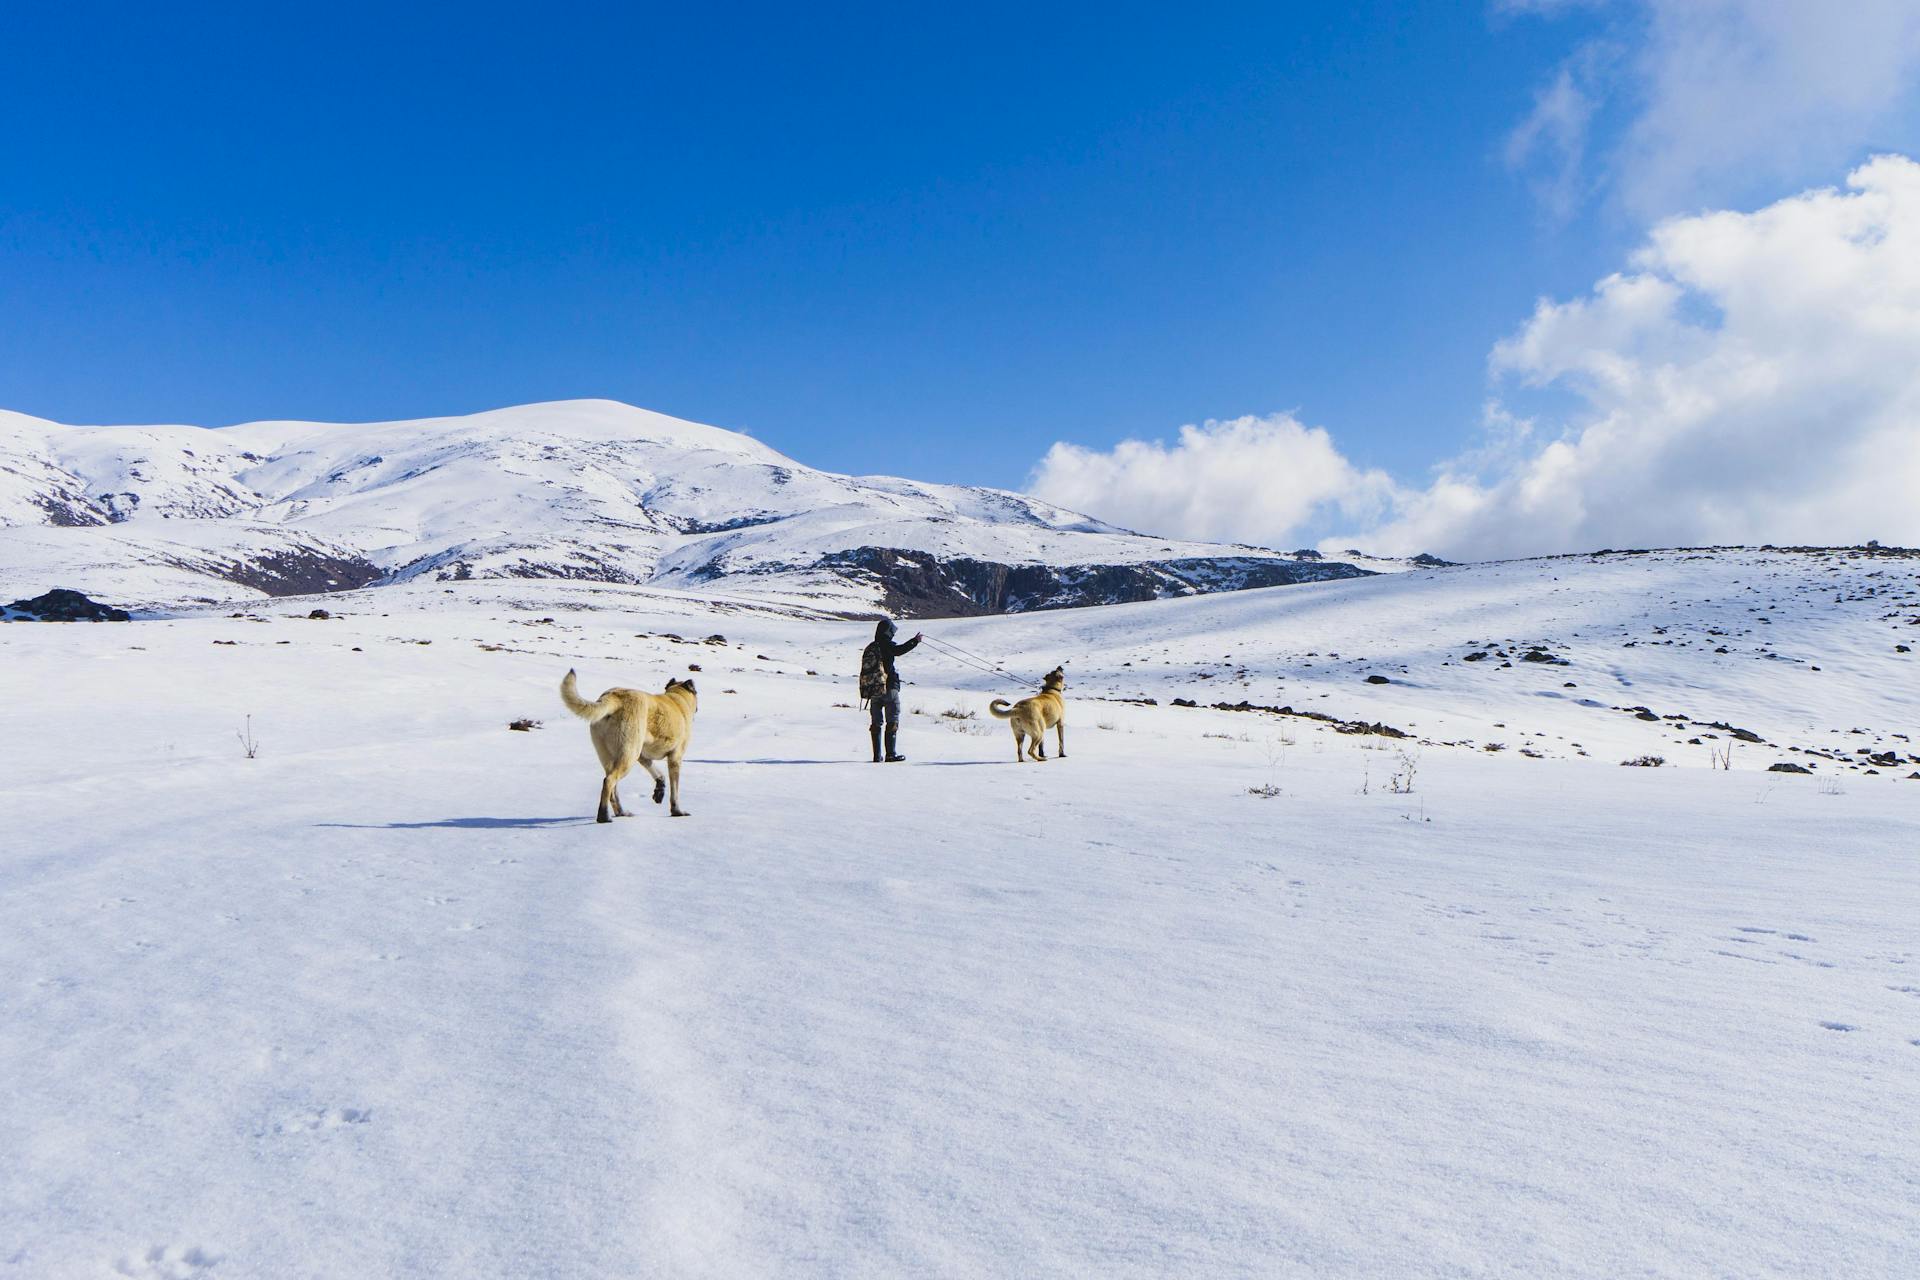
[858,641,887,701]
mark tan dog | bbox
[560,669,698,823]
[989,667,1067,763]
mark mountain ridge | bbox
[0,398,1391,613]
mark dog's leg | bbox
[638,755,666,804]
[605,756,636,820]
[666,751,689,817]
[611,783,632,817]
[597,774,614,824]
[1057,719,1066,759]
[1013,729,1025,762]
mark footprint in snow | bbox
[114,1244,222,1277]
[261,1106,372,1136]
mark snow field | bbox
[2,564,1916,1277]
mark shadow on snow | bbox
[316,817,589,831]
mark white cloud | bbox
[1028,158,1920,561]
[1506,0,1920,219]
[1366,154,1920,557]
[1027,414,1396,550]
[1505,55,1604,221]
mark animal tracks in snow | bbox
[259,1105,372,1136]
[1736,926,1817,942]
[1720,926,1836,968]
[113,1243,222,1277]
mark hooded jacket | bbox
[865,619,921,692]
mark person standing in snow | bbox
[859,618,922,762]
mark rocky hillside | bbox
[0,400,1384,613]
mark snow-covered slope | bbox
[0,400,1369,612]
[2,547,1915,1277]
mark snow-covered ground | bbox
[3,551,1917,1277]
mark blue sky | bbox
[2,2,1620,483]
[5,2,1919,559]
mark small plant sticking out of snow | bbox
[508,719,541,732]
[1819,778,1847,796]
[1708,741,1735,770]
[1248,783,1283,799]
[1387,747,1420,794]
[238,715,260,760]
[940,706,976,720]
[1621,755,1666,767]
[1096,719,1118,731]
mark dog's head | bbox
[666,676,698,706]
[1042,666,1066,692]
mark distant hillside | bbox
[0,400,1392,613]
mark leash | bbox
[918,634,1043,687]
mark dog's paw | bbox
[652,780,666,804]
[670,809,691,818]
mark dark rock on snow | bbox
[5,588,131,621]
[812,547,1374,619]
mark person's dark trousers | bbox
[868,689,902,761]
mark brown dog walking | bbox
[989,667,1067,763]
[560,669,698,823]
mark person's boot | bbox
[885,727,906,762]
[870,726,884,763]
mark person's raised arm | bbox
[892,632,923,656]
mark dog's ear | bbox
[681,677,697,693]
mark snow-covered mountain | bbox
[0,400,1384,613]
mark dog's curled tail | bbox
[560,669,618,723]
[988,698,1016,720]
